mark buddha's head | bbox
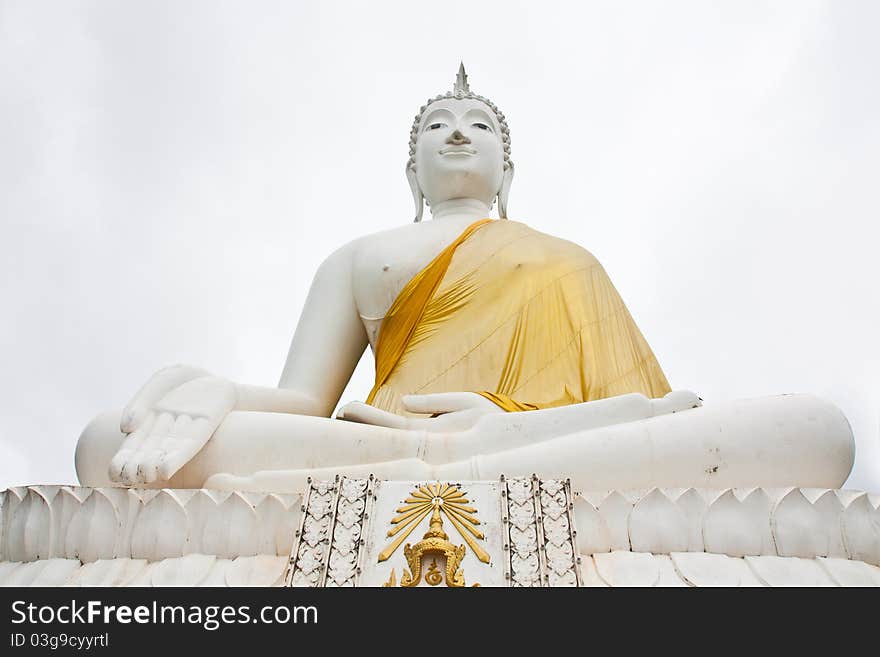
[407,64,513,221]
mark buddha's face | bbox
[413,98,505,208]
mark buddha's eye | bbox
[427,122,446,130]
[473,122,492,131]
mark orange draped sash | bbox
[366,219,494,405]
[366,219,671,414]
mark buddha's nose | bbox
[446,129,471,146]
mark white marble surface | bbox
[573,487,880,565]
[583,552,880,587]
[0,485,301,563]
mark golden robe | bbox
[367,219,671,415]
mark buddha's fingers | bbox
[128,412,174,485]
[109,414,152,484]
[108,448,136,485]
[109,412,156,483]
[337,402,410,430]
[109,450,128,478]
[395,408,486,433]
[402,392,491,415]
[121,365,208,433]
[650,390,702,416]
[157,417,213,481]
[139,415,191,484]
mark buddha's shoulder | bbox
[502,220,602,266]
[318,224,415,267]
[346,222,421,264]
[348,219,478,264]
[352,221,425,248]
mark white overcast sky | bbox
[1,1,878,491]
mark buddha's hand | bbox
[650,390,703,415]
[108,365,237,485]
[336,392,502,432]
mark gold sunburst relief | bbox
[378,482,491,565]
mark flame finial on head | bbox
[454,62,469,96]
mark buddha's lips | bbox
[439,146,476,155]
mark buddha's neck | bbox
[428,198,491,223]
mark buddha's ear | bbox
[498,162,514,219]
[406,164,424,223]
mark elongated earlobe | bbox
[498,162,514,219]
[406,165,424,223]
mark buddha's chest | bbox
[352,222,475,346]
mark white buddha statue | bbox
[74,65,855,494]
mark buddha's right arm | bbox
[214,239,369,419]
[147,239,369,420]
[273,239,369,417]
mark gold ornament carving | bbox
[379,483,487,587]
[425,559,443,586]
[379,483,489,563]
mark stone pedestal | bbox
[1,479,879,586]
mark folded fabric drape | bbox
[367,219,670,415]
